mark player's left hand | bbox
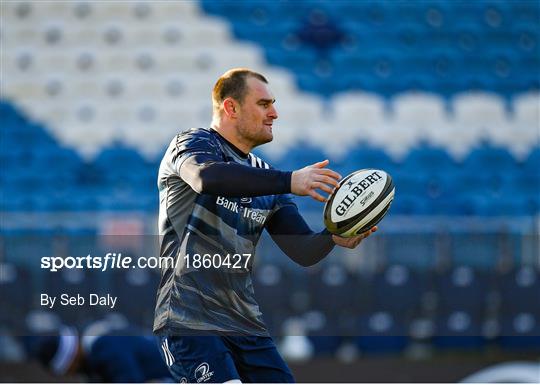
[332,226,377,248]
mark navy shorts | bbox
[158,335,295,383]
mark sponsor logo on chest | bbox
[216,196,267,224]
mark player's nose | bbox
[268,104,278,119]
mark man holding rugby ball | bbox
[154,68,376,383]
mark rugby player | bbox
[23,315,171,382]
[154,68,376,383]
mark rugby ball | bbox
[323,169,395,237]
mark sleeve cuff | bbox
[282,171,293,193]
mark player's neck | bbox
[211,124,252,155]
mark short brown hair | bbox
[212,68,267,113]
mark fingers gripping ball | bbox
[323,169,395,237]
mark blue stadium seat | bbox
[264,46,320,74]
[111,268,160,328]
[201,0,278,21]
[463,145,519,176]
[523,147,540,177]
[498,312,540,351]
[396,173,445,213]
[11,122,59,149]
[332,72,386,94]
[482,48,526,94]
[425,174,461,210]
[361,1,396,27]
[391,173,428,198]
[339,20,375,46]
[455,170,506,201]
[425,47,461,81]
[93,145,156,198]
[45,268,103,326]
[396,72,442,95]
[356,312,409,354]
[392,22,429,52]
[305,265,354,354]
[435,266,492,313]
[234,20,298,47]
[276,1,330,21]
[372,265,427,315]
[0,263,32,332]
[234,1,281,23]
[391,193,432,215]
[502,173,539,201]
[253,263,293,334]
[432,310,485,350]
[307,264,357,334]
[331,47,370,72]
[346,145,396,174]
[498,267,540,317]
[274,143,328,171]
[295,72,339,97]
[510,0,540,22]
[94,145,140,164]
[460,71,503,94]
[448,1,508,26]
[199,0,228,15]
[514,20,540,53]
[453,193,492,216]
[294,10,346,52]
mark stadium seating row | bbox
[2,261,538,353]
[3,1,538,162]
[202,0,540,97]
[6,1,201,22]
[3,87,538,160]
[202,0,538,24]
[1,100,538,215]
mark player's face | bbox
[236,77,277,148]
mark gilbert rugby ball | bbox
[324,169,395,237]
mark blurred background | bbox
[1,0,539,382]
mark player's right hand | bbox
[332,226,378,248]
[291,160,342,202]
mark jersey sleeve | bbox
[165,129,292,197]
[180,158,292,197]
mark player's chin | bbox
[259,131,273,144]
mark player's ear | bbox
[223,98,238,118]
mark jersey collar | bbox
[209,128,249,159]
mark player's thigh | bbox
[158,335,241,383]
[224,336,295,383]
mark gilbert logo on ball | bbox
[324,169,395,237]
